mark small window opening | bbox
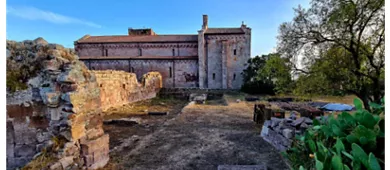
[122,84,126,89]
[169,67,172,78]
[100,84,103,88]
[233,73,236,80]
[139,48,142,56]
[233,49,237,55]
[105,49,108,56]
[172,49,175,56]
[213,73,216,80]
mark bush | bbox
[284,98,385,170]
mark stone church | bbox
[74,15,251,89]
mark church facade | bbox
[74,15,251,89]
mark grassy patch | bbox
[103,96,187,119]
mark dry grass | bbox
[103,97,187,119]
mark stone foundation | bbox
[93,70,162,112]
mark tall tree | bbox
[277,0,385,109]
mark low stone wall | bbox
[92,70,162,112]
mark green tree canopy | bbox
[277,0,384,109]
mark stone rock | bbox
[15,55,23,61]
[27,51,37,59]
[28,76,43,88]
[42,92,61,107]
[36,131,51,143]
[48,108,61,121]
[236,99,241,103]
[64,142,78,156]
[59,156,74,169]
[48,43,65,50]
[260,126,269,137]
[304,117,313,124]
[271,117,283,127]
[22,101,31,107]
[50,161,62,170]
[60,130,72,141]
[36,143,45,152]
[282,129,294,139]
[291,117,305,127]
[33,37,48,45]
[7,142,15,158]
[15,144,36,157]
[263,120,271,127]
[6,49,10,58]
[300,123,309,129]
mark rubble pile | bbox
[260,114,313,151]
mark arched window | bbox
[169,67,172,78]
[213,73,216,80]
[172,49,175,56]
[233,73,236,80]
[233,49,237,55]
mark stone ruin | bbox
[260,115,314,151]
[253,102,325,151]
[6,38,163,170]
[93,70,162,112]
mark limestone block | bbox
[86,128,104,140]
[80,134,109,155]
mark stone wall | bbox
[76,42,198,57]
[92,70,162,111]
[6,38,110,170]
[83,59,198,88]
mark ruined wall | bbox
[6,39,109,170]
[83,59,198,88]
[92,70,162,111]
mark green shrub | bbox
[284,98,384,170]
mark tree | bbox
[277,0,384,109]
[241,53,293,94]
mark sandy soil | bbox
[101,95,289,170]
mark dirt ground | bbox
[101,95,289,170]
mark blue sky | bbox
[6,0,309,56]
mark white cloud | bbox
[7,6,102,28]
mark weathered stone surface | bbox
[282,129,294,139]
[33,37,48,45]
[217,165,267,170]
[80,134,109,155]
[291,117,305,127]
[59,156,74,169]
[93,70,162,111]
[36,131,51,143]
[260,126,269,137]
[6,49,10,58]
[50,161,62,170]
[15,144,36,157]
[271,117,283,127]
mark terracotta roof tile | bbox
[76,35,198,43]
[204,28,245,34]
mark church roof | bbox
[75,35,198,43]
[204,28,245,34]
